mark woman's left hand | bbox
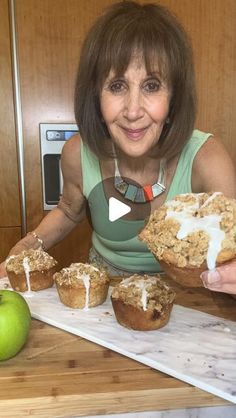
[200,260,236,295]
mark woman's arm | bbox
[31,134,86,250]
[191,135,236,197]
[192,135,236,294]
[0,134,85,277]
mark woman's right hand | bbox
[200,260,236,295]
[0,235,43,280]
[0,244,26,279]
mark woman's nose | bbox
[123,89,144,121]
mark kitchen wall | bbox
[1,0,236,266]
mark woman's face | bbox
[100,57,171,158]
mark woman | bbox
[1,2,236,289]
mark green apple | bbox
[0,290,31,361]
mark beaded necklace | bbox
[114,157,166,203]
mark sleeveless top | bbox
[80,129,212,273]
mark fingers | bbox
[200,261,236,295]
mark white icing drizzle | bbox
[68,264,94,310]
[140,282,148,311]
[22,257,34,297]
[58,263,102,309]
[81,273,91,310]
[5,255,16,265]
[65,263,100,274]
[121,277,157,311]
[72,262,99,272]
[120,277,134,286]
[200,192,222,208]
[165,199,200,213]
[165,194,225,270]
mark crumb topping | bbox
[5,248,57,273]
[139,192,236,268]
[54,263,109,287]
[111,274,175,312]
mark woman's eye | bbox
[143,80,161,92]
[109,81,125,93]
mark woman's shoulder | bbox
[190,129,212,140]
[178,129,212,161]
[192,133,236,196]
[183,129,213,150]
[193,133,229,165]
[61,133,82,174]
[62,133,81,155]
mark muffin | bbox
[5,248,58,292]
[111,274,175,331]
[139,192,236,287]
[54,263,110,309]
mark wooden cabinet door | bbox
[0,0,21,261]
[160,0,236,163]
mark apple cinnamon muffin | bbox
[111,274,175,330]
[139,192,236,287]
[5,248,57,292]
[54,263,110,309]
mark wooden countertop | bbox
[1,277,235,418]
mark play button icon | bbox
[109,197,131,222]
[87,176,151,241]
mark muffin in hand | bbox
[5,248,58,292]
[111,274,175,331]
[54,263,110,309]
[139,192,236,287]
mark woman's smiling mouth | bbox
[121,126,148,140]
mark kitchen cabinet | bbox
[0,0,21,262]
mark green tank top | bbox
[81,130,212,273]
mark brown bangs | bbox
[96,14,170,88]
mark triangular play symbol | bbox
[109,197,131,222]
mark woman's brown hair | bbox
[74,1,196,160]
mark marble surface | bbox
[1,278,236,404]
[82,405,236,418]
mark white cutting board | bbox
[1,278,236,404]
